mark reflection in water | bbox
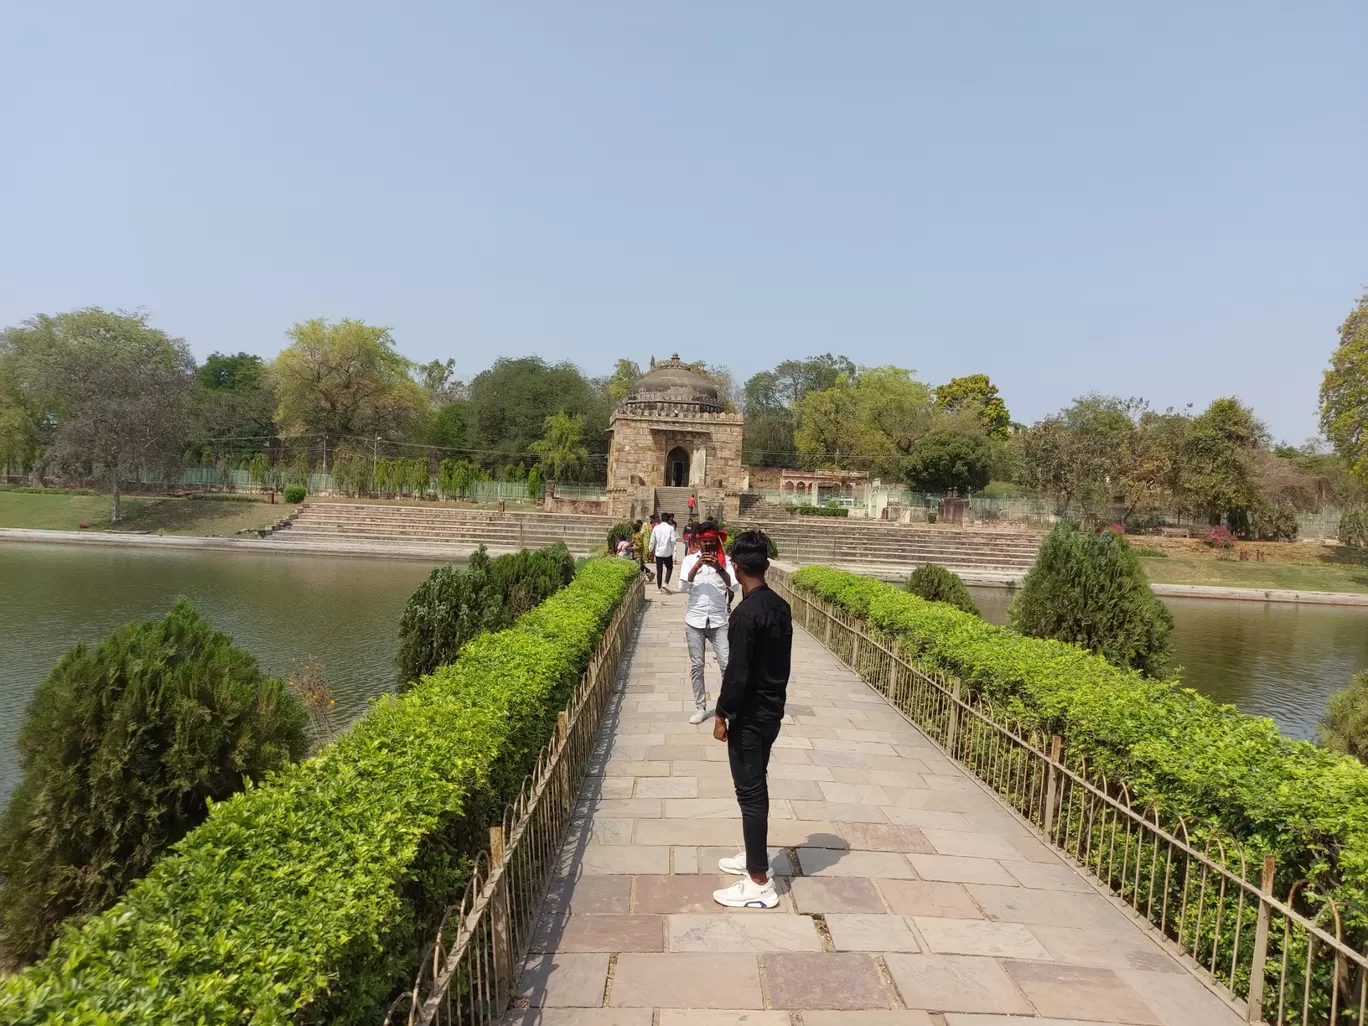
[966,585,1368,741]
[1,543,432,801]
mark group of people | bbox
[618,511,792,910]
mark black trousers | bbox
[655,556,674,584]
[727,718,782,875]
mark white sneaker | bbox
[713,876,779,909]
[688,709,709,725]
[718,849,774,875]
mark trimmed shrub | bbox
[1009,523,1173,678]
[0,558,640,1025]
[905,564,980,617]
[1250,502,1298,541]
[790,566,1368,921]
[607,520,636,550]
[1340,507,1368,548]
[784,504,849,517]
[1321,671,1368,763]
[283,483,307,504]
[395,543,576,686]
[0,601,308,965]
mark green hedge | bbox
[785,503,849,517]
[0,558,640,1025]
[790,566,1368,918]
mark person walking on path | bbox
[678,521,733,725]
[711,530,791,910]
[650,514,676,591]
[634,518,654,583]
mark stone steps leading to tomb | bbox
[654,486,700,523]
[271,502,1042,572]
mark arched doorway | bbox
[665,446,690,487]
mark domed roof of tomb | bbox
[624,354,722,413]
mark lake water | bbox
[3,544,1367,803]
[967,586,1368,742]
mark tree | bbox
[270,318,428,447]
[0,601,308,964]
[1181,397,1266,527]
[189,352,277,462]
[1320,670,1368,763]
[605,359,642,403]
[1009,524,1173,678]
[741,355,856,467]
[901,430,992,493]
[1019,395,1140,519]
[794,367,934,475]
[418,358,463,405]
[934,374,1012,439]
[1320,293,1368,485]
[8,309,195,519]
[528,411,590,482]
[466,357,608,469]
[0,347,41,478]
[905,564,981,616]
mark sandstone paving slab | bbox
[837,821,936,853]
[543,875,632,915]
[911,916,1051,959]
[883,954,1034,1015]
[656,1012,790,1025]
[1028,925,1183,974]
[766,820,848,848]
[906,854,1017,885]
[790,875,887,914]
[833,767,930,787]
[634,818,744,846]
[1002,859,1095,892]
[516,952,610,1007]
[1002,959,1161,1024]
[762,951,894,1010]
[1117,969,1246,1026]
[580,776,636,800]
[790,800,890,823]
[944,1017,1135,1026]
[530,914,665,953]
[566,845,671,876]
[923,829,1027,861]
[699,845,796,877]
[633,874,791,914]
[766,777,825,800]
[1007,833,1065,863]
[803,1013,934,1026]
[634,777,698,799]
[824,913,922,952]
[588,819,634,845]
[609,952,762,1008]
[765,761,836,781]
[966,884,1123,929]
[503,1009,652,1026]
[574,798,663,818]
[667,912,824,951]
[876,879,984,919]
[881,806,977,831]
[797,847,918,878]
[818,781,895,804]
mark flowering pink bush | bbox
[1203,525,1235,550]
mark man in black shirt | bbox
[711,530,792,909]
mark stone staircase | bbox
[267,501,1042,579]
[273,502,613,555]
[653,486,699,523]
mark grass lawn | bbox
[0,492,291,537]
[1143,555,1368,594]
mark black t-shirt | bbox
[716,584,793,723]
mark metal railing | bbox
[771,568,1368,1026]
[383,575,644,1026]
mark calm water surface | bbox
[4,545,1367,803]
[1,543,432,801]
[967,586,1368,741]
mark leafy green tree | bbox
[742,355,856,467]
[934,374,1012,439]
[905,564,981,616]
[605,359,643,402]
[528,411,590,483]
[0,349,41,477]
[794,366,934,475]
[1020,395,1140,519]
[0,601,307,964]
[1181,397,1266,528]
[466,357,608,468]
[394,543,574,686]
[270,318,428,445]
[1320,293,1368,485]
[1010,523,1173,677]
[901,430,992,493]
[6,308,195,519]
[526,464,543,500]
[189,352,277,462]
[1339,507,1368,547]
[1320,671,1368,763]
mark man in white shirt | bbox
[678,520,733,723]
[650,514,677,592]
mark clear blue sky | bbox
[2,2,1364,442]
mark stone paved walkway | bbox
[507,590,1242,1026]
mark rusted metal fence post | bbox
[1245,855,1276,1022]
[489,826,513,1002]
[944,678,963,755]
[1042,735,1063,840]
